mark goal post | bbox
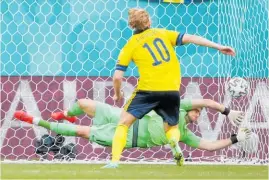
[1,0,268,164]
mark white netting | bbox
[217,0,269,164]
[1,0,268,164]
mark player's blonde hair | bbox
[128,8,150,30]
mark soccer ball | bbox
[226,77,249,98]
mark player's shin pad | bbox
[111,124,128,162]
[165,127,180,144]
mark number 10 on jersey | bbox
[143,38,171,66]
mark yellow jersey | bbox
[116,28,184,91]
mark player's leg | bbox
[103,91,157,168]
[154,91,183,166]
[92,101,122,126]
[14,111,90,139]
[107,92,137,167]
[110,111,136,161]
[52,99,122,126]
[51,98,96,122]
[77,99,123,125]
[76,99,96,117]
[102,110,136,168]
[164,123,184,166]
[89,124,116,147]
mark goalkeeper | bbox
[14,98,251,163]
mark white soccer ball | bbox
[227,77,249,98]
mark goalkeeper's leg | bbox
[14,111,90,139]
[51,99,96,123]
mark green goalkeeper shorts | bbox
[90,123,150,148]
[89,101,150,148]
[92,101,122,126]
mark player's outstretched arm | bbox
[191,99,244,126]
[198,128,251,151]
[182,34,236,56]
[191,99,225,112]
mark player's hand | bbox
[113,91,124,102]
[237,128,252,142]
[219,46,236,56]
[228,110,245,126]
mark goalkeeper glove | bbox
[230,128,251,144]
[222,107,245,126]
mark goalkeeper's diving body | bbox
[14,98,251,164]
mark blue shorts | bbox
[124,90,180,126]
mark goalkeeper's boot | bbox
[101,162,119,169]
[14,111,33,124]
[169,138,184,166]
[51,111,77,123]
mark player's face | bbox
[187,108,201,123]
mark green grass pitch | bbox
[1,164,268,179]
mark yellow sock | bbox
[165,126,180,142]
[111,124,128,162]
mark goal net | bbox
[1,0,268,164]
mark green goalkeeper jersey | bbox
[89,99,201,148]
[145,99,201,148]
